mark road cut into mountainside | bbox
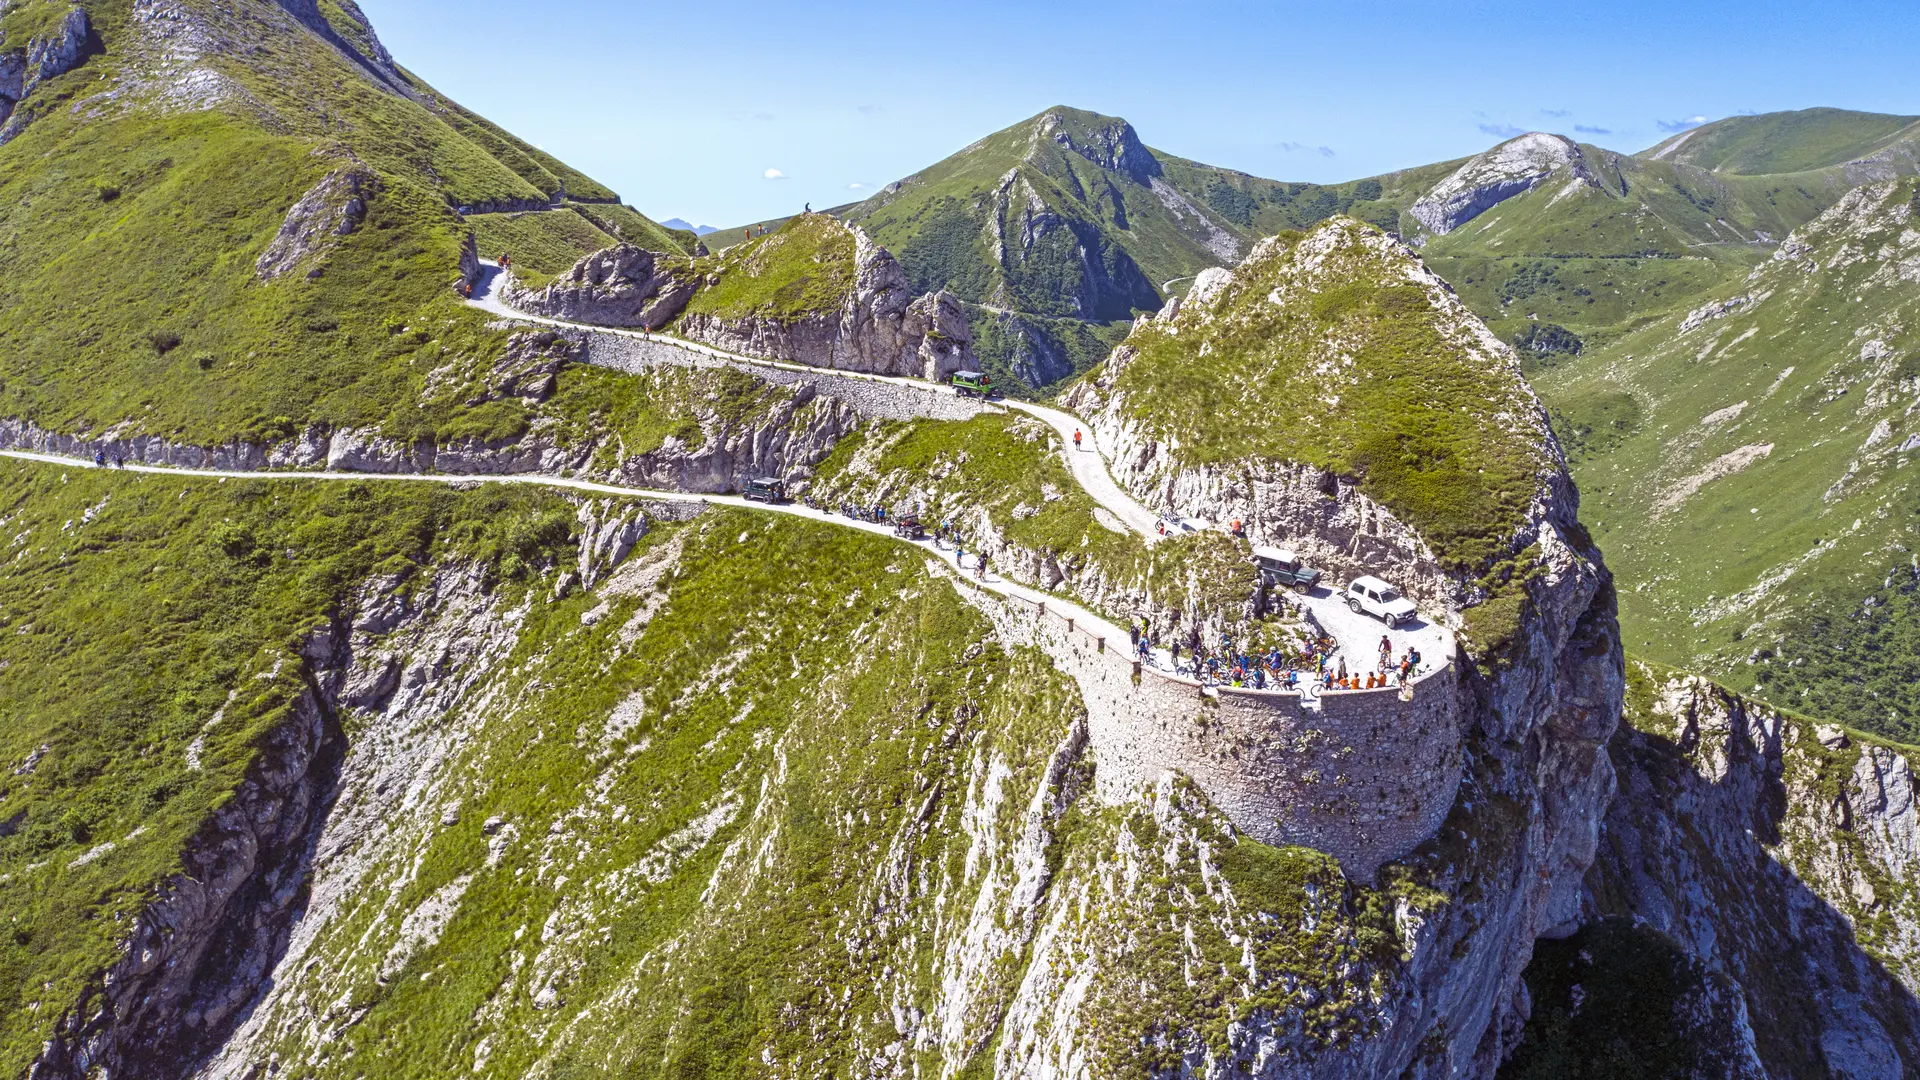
[1,442,1460,877]
[464,261,1455,676]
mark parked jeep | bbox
[1346,575,1417,627]
[1253,546,1322,592]
[743,477,787,504]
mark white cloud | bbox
[848,182,867,190]
[763,168,787,181]
[1657,115,1708,133]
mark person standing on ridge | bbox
[1073,429,1083,451]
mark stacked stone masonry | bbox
[994,594,1463,881]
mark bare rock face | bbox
[0,5,93,130]
[256,160,375,280]
[27,6,93,84]
[1584,670,1920,1079]
[673,224,976,381]
[29,625,350,1080]
[479,330,577,404]
[1411,132,1597,235]
[508,244,695,330]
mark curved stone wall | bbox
[993,596,1463,881]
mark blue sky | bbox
[363,0,1920,228]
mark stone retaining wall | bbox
[984,589,1463,880]
[578,331,997,423]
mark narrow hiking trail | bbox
[0,446,1138,665]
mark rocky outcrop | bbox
[29,632,349,1079]
[1033,108,1161,181]
[27,6,93,84]
[675,225,977,381]
[507,244,695,330]
[1582,669,1920,1078]
[256,158,375,280]
[1057,219,1623,1076]
[0,5,95,129]
[1411,132,1597,235]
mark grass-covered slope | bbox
[1533,177,1920,740]
[1092,217,1556,574]
[1393,112,1920,366]
[89,500,1435,1079]
[1639,107,1920,176]
[0,461,590,1072]
[678,211,858,323]
[0,0,686,451]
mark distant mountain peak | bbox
[1412,131,1596,235]
[1028,107,1161,181]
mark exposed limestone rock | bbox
[29,626,348,1079]
[506,244,695,330]
[255,159,375,280]
[1584,669,1920,1079]
[476,329,578,404]
[1033,108,1160,180]
[27,6,93,85]
[673,224,976,381]
[1411,132,1597,235]
[0,5,93,129]
[0,52,25,119]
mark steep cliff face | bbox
[1062,215,1625,1074]
[676,216,976,381]
[1575,665,1920,1079]
[29,677,344,1080]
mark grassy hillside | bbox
[0,0,684,451]
[697,108,1920,397]
[700,108,1397,392]
[1097,218,1554,577]
[1639,108,1920,175]
[0,461,593,1072]
[1535,177,1920,740]
[678,212,857,323]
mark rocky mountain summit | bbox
[1409,132,1598,235]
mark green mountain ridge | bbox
[0,4,1912,1072]
[700,106,1920,399]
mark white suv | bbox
[1347,576,1417,628]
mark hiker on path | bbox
[976,552,988,580]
